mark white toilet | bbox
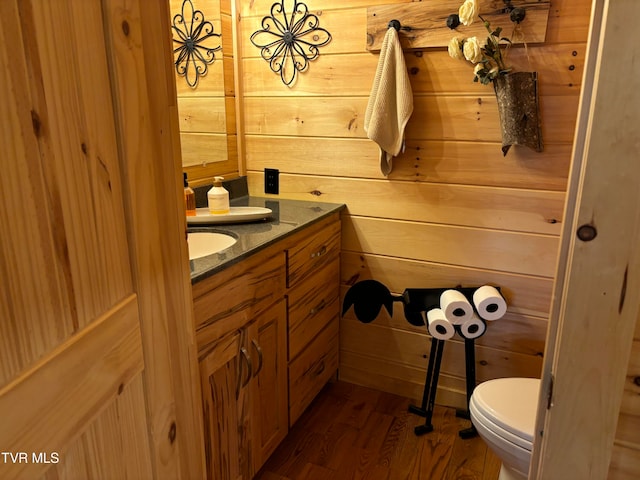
[469,377,540,480]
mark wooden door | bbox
[529,0,640,478]
[0,1,203,479]
[250,299,288,471]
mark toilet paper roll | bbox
[473,285,507,321]
[426,308,455,340]
[440,289,473,325]
[459,315,486,339]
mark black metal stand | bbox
[456,337,478,439]
[342,281,503,440]
[403,287,490,439]
[411,336,478,438]
[410,337,445,435]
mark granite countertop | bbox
[188,196,345,284]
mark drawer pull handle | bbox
[310,245,327,258]
[240,347,252,388]
[252,339,264,377]
[313,360,325,377]
[310,299,326,316]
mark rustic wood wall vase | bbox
[171,0,222,88]
[250,0,332,86]
[494,71,543,155]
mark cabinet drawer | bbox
[288,316,339,426]
[288,259,340,361]
[193,252,286,353]
[287,218,340,289]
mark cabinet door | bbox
[249,298,289,472]
[200,331,243,480]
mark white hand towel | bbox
[364,28,414,176]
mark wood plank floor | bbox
[256,381,501,480]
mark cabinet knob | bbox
[251,339,263,377]
[310,245,327,258]
[310,299,326,316]
[313,360,326,377]
[240,347,252,388]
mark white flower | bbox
[458,0,478,26]
[474,63,484,75]
[448,37,464,60]
[463,37,483,63]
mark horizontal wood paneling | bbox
[340,251,554,318]
[246,137,571,190]
[339,350,468,409]
[236,0,591,407]
[619,339,640,417]
[178,97,227,133]
[340,317,543,387]
[609,443,640,480]
[239,0,590,50]
[342,216,559,277]
[180,132,229,165]
[241,45,584,97]
[246,138,571,190]
[169,0,220,26]
[341,286,548,357]
[249,173,564,234]
[545,0,592,43]
[611,317,640,476]
[240,0,410,18]
[174,52,225,97]
[243,95,578,143]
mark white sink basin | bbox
[188,232,237,260]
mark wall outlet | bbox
[264,168,279,194]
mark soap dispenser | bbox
[183,172,196,216]
[207,176,230,214]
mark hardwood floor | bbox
[256,381,501,480]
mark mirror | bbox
[169,0,239,186]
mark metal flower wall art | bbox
[171,0,221,88]
[250,0,332,86]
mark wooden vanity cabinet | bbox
[198,299,287,480]
[192,212,341,479]
[193,251,288,480]
[286,216,341,426]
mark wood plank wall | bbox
[609,309,640,479]
[237,0,592,409]
[170,0,239,186]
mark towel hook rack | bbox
[388,19,412,32]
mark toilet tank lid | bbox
[472,377,540,442]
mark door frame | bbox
[104,1,205,477]
[530,0,640,477]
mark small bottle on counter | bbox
[184,172,196,216]
[207,176,230,214]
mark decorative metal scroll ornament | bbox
[171,0,221,88]
[250,0,332,86]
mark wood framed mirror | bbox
[169,0,240,187]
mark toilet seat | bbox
[470,377,540,449]
[470,399,533,451]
